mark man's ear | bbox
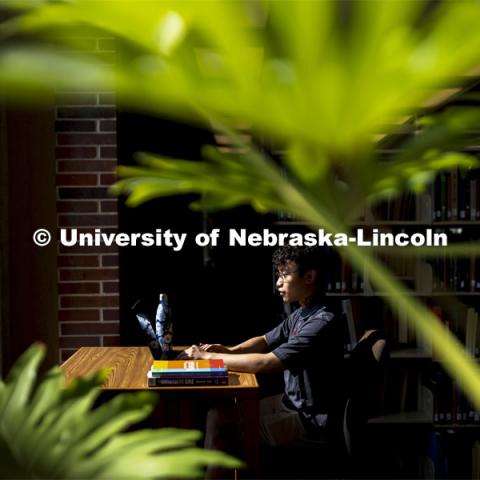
[304,269,317,285]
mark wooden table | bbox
[61,346,260,477]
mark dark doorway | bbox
[117,111,281,348]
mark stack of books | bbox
[147,359,229,386]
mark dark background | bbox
[117,111,284,348]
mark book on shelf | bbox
[450,168,458,220]
[424,432,442,480]
[147,371,229,386]
[326,254,363,294]
[471,176,478,220]
[415,261,433,294]
[419,302,480,363]
[465,308,479,357]
[370,192,416,221]
[433,167,480,222]
[341,298,357,352]
[424,430,477,480]
[473,441,480,480]
[444,303,480,359]
[415,191,433,224]
[423,364,479,425]
[428,253,480,293]
[397,308,410,346]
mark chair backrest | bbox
[343,329,389,457]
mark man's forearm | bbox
[230,335,269,354]
[208,351,281,373]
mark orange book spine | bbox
[152,359,225,370]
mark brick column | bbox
[55,38,120,362]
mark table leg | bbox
[152,396,169,426]
[176,398,195,429]
[237,394,260,479]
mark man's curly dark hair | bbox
[272,246,330,287]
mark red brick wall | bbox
[55,39,120,362]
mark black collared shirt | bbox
[264,300,342,426]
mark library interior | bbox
[2,2,480,479]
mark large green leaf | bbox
[2,0,480,417]
[0,344,242,479]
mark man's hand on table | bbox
[181,345,210,360]
[177,344,231,360]
[199,344,232,354]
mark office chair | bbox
[260,330,388,479]
[342,329,389,478]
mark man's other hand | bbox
[199,344,231,354]
[177,345,210,360]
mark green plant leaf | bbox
[98,447,243,479]
[4,0,480,435]
[0,345,241,479]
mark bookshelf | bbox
[368,411,432,425]
[274,171,480,478]
[356,183,479,478]
[265,80,480,477]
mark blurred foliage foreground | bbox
[0,344,241,479]
[1,0,480,416]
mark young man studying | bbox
[182,246,343,452]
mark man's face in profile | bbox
[275,260,307,304]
